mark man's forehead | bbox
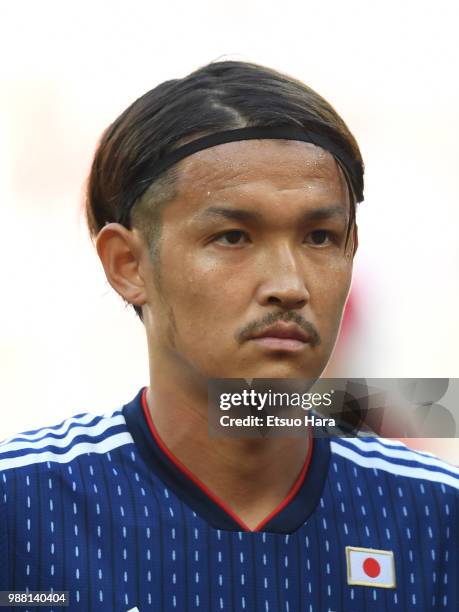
[174,139,345,196]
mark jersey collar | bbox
[123,387,330,534]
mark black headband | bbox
[117,125,364,226]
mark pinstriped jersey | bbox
[0,387,458,611]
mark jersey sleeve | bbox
[0,472,10,590]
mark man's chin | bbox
[216,362,325,380]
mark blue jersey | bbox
[1,387,458,611]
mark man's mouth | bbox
[249,322,312,352]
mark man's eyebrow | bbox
[192,204,348,224]
[192,206,262,223]
[302,205,348,222]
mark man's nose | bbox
[255,246,310,310]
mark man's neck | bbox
[145,379,310,531]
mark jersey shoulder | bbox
[0,405,133,475]
[330,435,459,494]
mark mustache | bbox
[235,311,321,347]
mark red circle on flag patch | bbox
[363,557,381,578]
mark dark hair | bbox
[86,59,364,319]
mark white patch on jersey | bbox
[346,546,396,588]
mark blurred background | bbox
[1,1,458,462]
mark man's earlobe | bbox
[95,223,147,307]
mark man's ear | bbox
[352,223,359,256]
[95,223,148,307]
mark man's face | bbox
[140,139,355,381]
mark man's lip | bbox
[250,322,311,343]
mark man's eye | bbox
[214,230,249,246]
[305,230,333,246]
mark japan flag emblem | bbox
[346,546,396,588]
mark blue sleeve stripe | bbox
[0,432,134,471]
[0,409,123,445]
[334,437,459,477]
[0,424,129,461]
[0,416,127,456]
[358,436,439,459]
[331,441,459,491]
